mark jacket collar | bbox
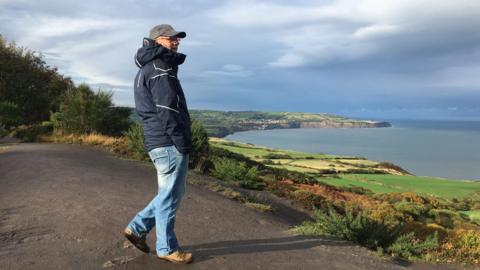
[135,38,186,68]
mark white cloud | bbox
[353,24,398,39]
[197,64,252,78]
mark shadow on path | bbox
[182,235,351,263]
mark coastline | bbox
[212,119,392,138]
[221,122,480,181]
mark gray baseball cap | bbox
[149,24,186,39]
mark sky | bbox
[1,0,480,120]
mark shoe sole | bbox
[157,256,193,264]
[124,231,150,253]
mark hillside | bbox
[209,137,480,199]
[189,109,391,137]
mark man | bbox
[124,24,193,264]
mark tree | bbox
[51,84,131,136]
[0,35,73,124]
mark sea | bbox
[224,119,480,181]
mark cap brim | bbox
[173,31,186,38]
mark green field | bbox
[460,210,480,222]
[210,138,480,199]
[323,174,480,198]
[209,137,379,173]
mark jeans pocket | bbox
[152,152,170,174]
[152,148,177,174]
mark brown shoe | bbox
[157,249,193,264]
[124,227,150,253]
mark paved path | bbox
[0,142,471,269]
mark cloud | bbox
[353,24,398,39]
[1,0,480,119]
[197,64,253,78]
[210,0,480,73]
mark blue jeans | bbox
[127,145,189,256]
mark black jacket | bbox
[133,38,192,154]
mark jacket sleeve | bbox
[135,42,186,68]
[148,75,185,141]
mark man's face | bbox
[155,36,180,52]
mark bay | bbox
[225,119,480,180]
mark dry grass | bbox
[43,132,130,156]
[244,202,273,212]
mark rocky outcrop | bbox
[232,119,391,131]
[298,120,391,128]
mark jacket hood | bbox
[134,38,186,68]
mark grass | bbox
[460,210,480,223]
[322,174,480,199]
[209,137,384,174]
[210,137,480,199]
[209,137,337,159]
[244,202,273,212]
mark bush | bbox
[0,125,7,137]
[339,185,373,195]
[123,121,148,160]
[293,206,404,250]
[428,209,465,229]
[387,231,439,259]
[263,153,292,159]
[211,157,264,190]
[0,101,22,128]
[11,122,52,142]
[98,106,133,136]
[394,201,430,220]
[289,189,326,210]
[51,84,131,136]
[292,206,439,259]
[240,179,266,191]
[190,118,210,169]
[435,229,480,265]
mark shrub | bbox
[0,101,22,128]
[51,84,131,136]
[211,157,264,190]
[240,179,266,190]
[403,222,448,241]
[394,201,430,220]
[123,121,148,160]
[190,118,210,169]
[292,206,404,250]
[289,189,326,210]
[262,159,275,165]
[11,122,52,142]
[375,162,411,175]
[387,231,439,259]
[369,201,405,227]
[98,106,133,136]
[263,153,292,159]
[0,125,7,137]
[292,206,439,259]
[435,229,480,265]
[428,209,464,229]
[339,185,373,195]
